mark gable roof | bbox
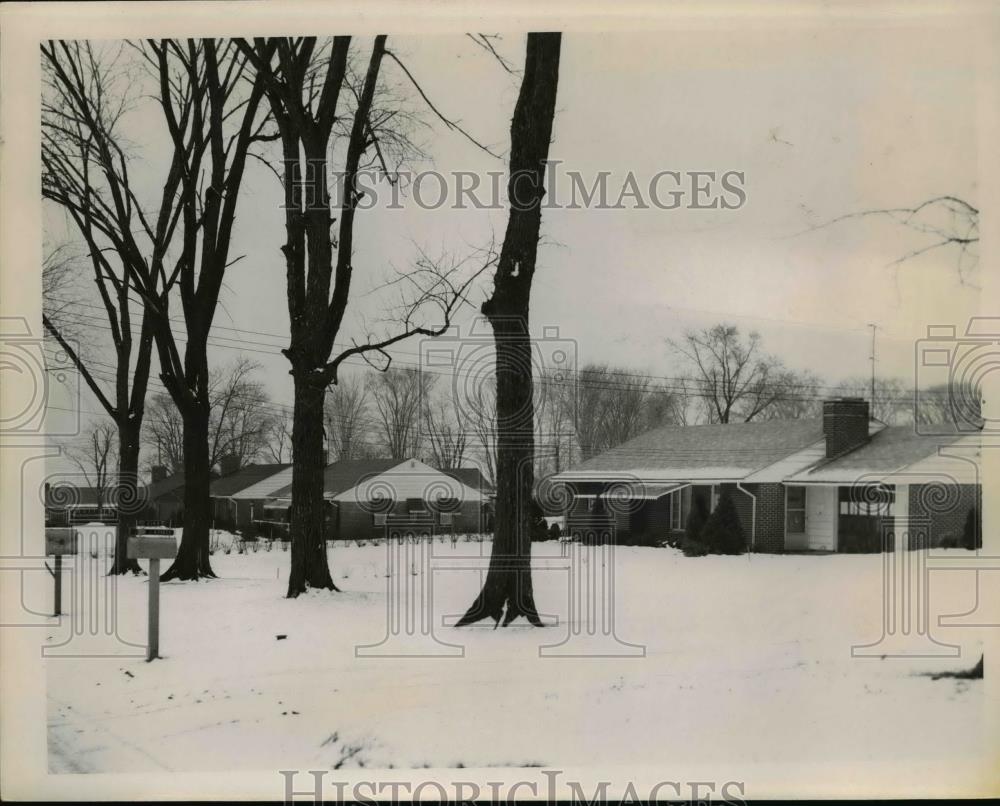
[267,458,401,501]
[209,463,291,497]
[329,458,489,504]
[228,466,295,500]
[144,471,186,502]
[555,418,827,482]
[785,426,980,484]
[442,467,495,495]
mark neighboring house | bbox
[267,458,491,539]
[552,397,981,552]
[143,467,185,524]
[44,484,119,525]
[442,466,495,497]
[208,462,292,529]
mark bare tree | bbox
[142,392,185,474]
[235,37,490,597]
[643,379,695,428]
[264,415,294,463]
[209,358,275,469]
[41,244,83,339]
[121,39,275,581]
[915,381,983,429]
[424,390,468,470]
[669,324,814,424]
[466,377,498,486]
[458,32,562,628]
[41,43,160,575]
[369,367,434,460]
[324,374,371,461]
[143,359,277,473]
[63,421,117,518]
[754,369,824,421]
[572,364,653,459]
[811,196,979,285]
[831,376,912,424]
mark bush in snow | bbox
[679,492,711,554]
[698,490,746,555]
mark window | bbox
[786,486,806,533]
[669,489,683,530]
[838,485,895,517]
[406,497,427,514]
[435,497,459,513]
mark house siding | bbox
[336,499,486,540]
[754,483,786,553]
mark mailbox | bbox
[127,532,178,560]
[45,527,77,556]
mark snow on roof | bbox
[267,458,401,500]
[331,458,488,504]
[229,466,295,500]
[554,418,827,482]
[209,463,291,497]
[785,428,981,484]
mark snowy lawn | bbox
[44,531,985,773]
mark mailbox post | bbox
[127,527,177,661]
[45,527,77,616]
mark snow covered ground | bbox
[44,529,985,775]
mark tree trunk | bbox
[457,32,561,627]
[108,418,143,575]
[457,318,542,626]
[287,373,338,597]
[161,402,216,581]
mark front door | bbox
[785,486,807,550]
[806,486,837,551]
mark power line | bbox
[46,300,938,399]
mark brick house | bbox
[553,398,981,552]
[142,466,186,525]
[44,484,120,525]
[208,462,293,529]
[266,458,491,539]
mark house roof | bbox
[554,418,827,482]
[442,467,495,495]
[45,485,118,508]
[209,463,291,498]
[267,458,401,501]
[144,472,186,502]
[228,466,295,500]
[785,426,980,484]
[330,458,489,504]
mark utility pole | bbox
[868,323,879,407]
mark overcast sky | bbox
[43,17,987,455]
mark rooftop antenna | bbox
[867,323,879,407]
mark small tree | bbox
[699,490,746,555]
[679,493,710,553]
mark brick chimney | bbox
[150,465,168,483]
[219,454,241,477]
[822,397,870,459]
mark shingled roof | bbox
[442,467,495,495]
[785,425,978,483]
[267,458,401,500]
[209,463,291,497]
[555,418,827,482]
